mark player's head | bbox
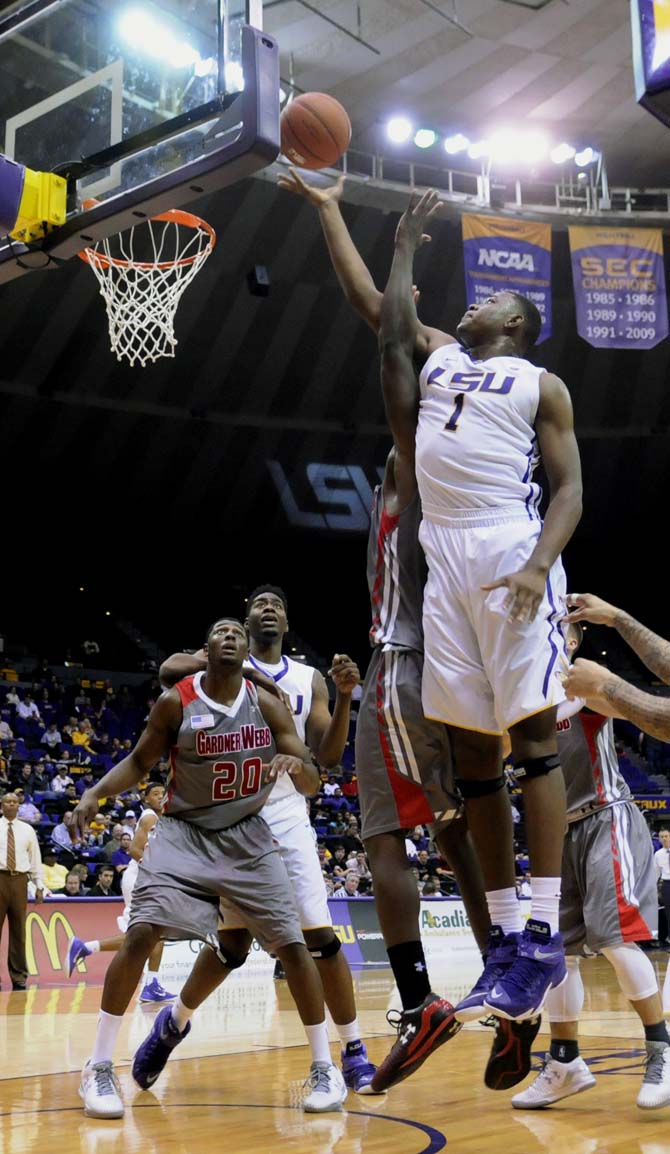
[564,619,584,663]
[245,584,289,644]
[457,291,542,353]
[143,782,165,812]
[204,618,248,667]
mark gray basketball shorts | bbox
[560,801,657,955]
[355,646,460,841]
[128,813,304,954]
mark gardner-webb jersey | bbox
[165,672,277,830]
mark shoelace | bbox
[503,955,552,994]
[533,1060,560,1089]
[643,1048,669,1085]
[386,1009,405,1034]
[305,1065,332,1093]
[93,1064,119,1097]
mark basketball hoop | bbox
[80,209,216,367]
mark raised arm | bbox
[159,649,206,688]
[483,372,582,624]
[277,168,449,359]
[564,658,670,742]
[304,656,359,770]
[72,692,181,835]
[565,593,670,685]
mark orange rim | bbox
[78,208,216,270]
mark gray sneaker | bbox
[637,1041,670,1109]
[79,1058,124,1118]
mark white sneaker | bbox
[637,1041,670,1109]
[302,1061,347,1112]
[79,1059,124,1118]
[512,1056,596,1109]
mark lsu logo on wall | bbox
[25,909,74,974]
[268,461,385,533]
[332,922,355,945]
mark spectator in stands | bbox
[422,878,439,897]
[30,760,50,793]
[41,723,62,752]
[71,862,91,895]
[322,774,339,797]
[63,872,83,897]
[51,766,74,793]
[57,783,80,815]
[655,829,670,947]
[111,832,132,884]
[52,811,77,856]
[72,721,96,756]
[76,770,96,797]
[0,719,13,741]
[341,774,358,800]
[31,658,54,684]
[326,844,348,877]
[407,824,429,854]
[0,761,10,791]
[122,810,138,837]
[353,850,372,883]
[339,816,364,855]
[90,865,115,896]
[41,848,68,893]
[104,823,124,861]
[332,870,361,898]
[11,762,35,794]
[6,687,20,707]
[15,789,41,827]
[16,693,42,724]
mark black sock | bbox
[644,1021,670,1044]
[550,1039,579,1063]
[387,941,431,1010]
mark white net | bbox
[83,210,216,368]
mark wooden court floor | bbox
[2,953,670,1154]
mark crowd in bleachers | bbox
[2,658,668,904]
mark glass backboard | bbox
[0,0,278,280]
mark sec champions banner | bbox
[569,225,668,350]
[462,214,552,342]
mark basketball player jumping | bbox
[279,170,583,1026]
[512,621,670,1111]
[72,617,347,1119]
[66,781,176,1004]
[152,587,377,1094]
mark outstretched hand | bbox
[482,566,547,625]
[395,189,441,252]
[564,592,620,627]
[277,166,345,207]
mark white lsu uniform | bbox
[416,343,569,734]
[117,808,157,932]
[218,654,332,931]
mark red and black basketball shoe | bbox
[370,993,462,1092]
[484,1014,542,1091]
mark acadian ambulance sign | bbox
[462,214,552,342]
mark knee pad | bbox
[308,935,342,960]
[601,943,659,1003]
[547,956,584,1022]
[215,945,248,970]
[455,774,506,799]
[511,753,560,782]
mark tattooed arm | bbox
[564,659,670,741]
[565,593,670,684]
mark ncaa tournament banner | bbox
[569,225,668,350]
[462,214,552,342]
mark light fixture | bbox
[488,129,547,165]
[468,139,490,159]
[414,128,437,149]
[550,142,576,165]
[386,116,413,143]
[575,147,597,167]
[118,9,201,70]
[444,133,469,154]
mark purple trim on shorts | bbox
[542,572,560,697]
[522,439,540,522]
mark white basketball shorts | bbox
[219,793,332,932]
[419,507,569,734]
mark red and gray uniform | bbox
[356,487,458,840]
[557,701,656,954]
[129,673,304,953]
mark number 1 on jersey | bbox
[444,392,465,431]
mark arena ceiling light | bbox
[444,133,469,155]
[468,139,490,159]
[550,142,576,164]
[489,129,548,165]
[118,9,200,69]
[575,147,598,166]
[386,117,413,143]
[414,128,437,149]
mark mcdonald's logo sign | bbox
[25,910,75,975]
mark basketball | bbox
[280,92,352,170]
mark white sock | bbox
[486,888,523,935]
[85,940,100,954]
[304,1021,332,1065]
[335,1018,361,1047]
[530,877,562,935]
[171,996,194,1033]
[90,1010,124,1065]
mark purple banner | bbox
[462,214,552,343]
[569,225,668,350]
